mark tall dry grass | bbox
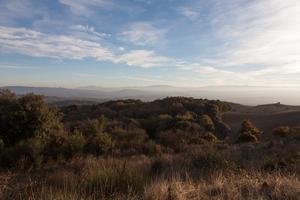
[1,154,300,200]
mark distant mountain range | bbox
[2,85,300,106]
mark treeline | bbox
[1,89,298,169]
[0,89,233,168]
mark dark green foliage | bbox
[43,131,68,160]
[15,138,45,168]
[76,116,106,137]
[86,132,115,155]
[0,91,63,145]
[0,91,235,168]
[0,138,45,169]
[65,130,86,157]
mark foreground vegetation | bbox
[0,89,300,199]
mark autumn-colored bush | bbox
[236,120,262,143]
[199,114,214,131]
[273,126,290,138]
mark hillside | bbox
[1,90,300,200]
[224,103,300,139]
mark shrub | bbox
[199,114,214,131]
[0,137,4,151]
[0,93,64,145]
[202,132,219,142]
[86,132,115,155]
[142,140,162,155]
[176,111,196,121]
[65,130,86,158]
[112,128,148,153]
[43,131,68,160]
[236,120,262,143]
[150,156,173,176]
[187,148,234,176]
[0,147,18,168]
[240,120,262,139]
[78,117,106,137]
[236,132,258,143]
[273,126,290,138]
[158,130,187,152]
[15,138,45,168]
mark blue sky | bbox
[0,0,300,88]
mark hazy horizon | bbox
[3,85,300,106]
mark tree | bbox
[0,92,63,145]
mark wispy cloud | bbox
[0,26,114,61]
[0,26,174,69]
[70,25,110,38]
[116,50,174,68]
[207,0,300,75]
[59,0,115,16]
[0,64,33,69]
[177,7,199,20]
[120,22,167,46]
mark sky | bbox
[0,0,300,88]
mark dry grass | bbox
[1,154,300,200]
[145,173,300,200]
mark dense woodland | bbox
[0,89,300,199]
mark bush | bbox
[86,132,115,156]
[199,114,214,131]
[0,147,18,168]
[0,93,64,145]
[240,120,262,139]
[43,131,68,160]
[150,156,173,176]
[273,126,290,138]
[112,128,148,153]
[65,130,86,158]
[15,138,45,168]
[0,138,45,169]
[0,137,4,151]
[142,140,162,155]
[236,120,262,143]
[236,132,258,143]
[202,132,219,142]
[77,117,106,137]
[187,148,234,176]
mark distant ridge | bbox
[2,85,300,106]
